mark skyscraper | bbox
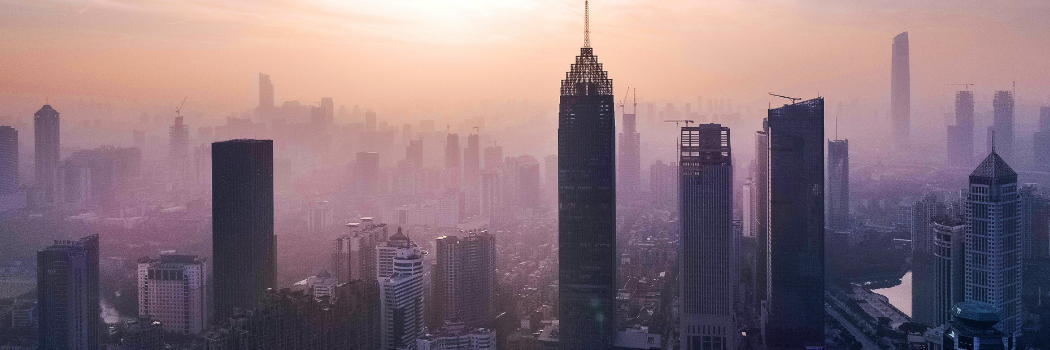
[678,124,735,350]
[752,128,769,309]
[258,73,274,119]
[483,145,503,172]
[378,229,425,350]
[618,92,640,197]
[827,139,849,230]
[965,151,1022,335]
[446,133,461,188]
[1033,108,1050,171]
[38,234,99,350]
[137,254,207,334]
[558,2,617,348]
[465,133,480,186]
[764,98,824,349]
[993,91,1015,162]
[212,139,275,321]
[932,218,966,327]
[0,126,17,195]
[169,116,190,187]
[1021,184,1050,263]
[333,218,389,284]
[891,32,910,150]
[948,90,975,166]
[356,151,380,195]
[35,104,60,202]
[911,194,947,326]
[433,231,497,328]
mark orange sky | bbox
[1,0,1049,118]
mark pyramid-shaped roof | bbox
[35,104,58,117]
[970,152,1016,178]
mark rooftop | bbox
[970,152,1016,178]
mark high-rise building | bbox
[356,151,381,195]
[366,110,377,134]
[38,234,99,350]
[764,98,824,349]
[212,139,275,321]
[947,90,975,166]
[558,3,617,348]
[678,124,735,350]
[827,139,849,230]
[1032,107,1050,172]
[752,128,769,308]
[650,160,677,209]
[0,126,17,195]
[332,218,388,284]
[378,230,425,350]
[1020,185,1050,263]
[321,97,335,127]
[169,116,190,187]
[446,133,461,169]
[35,104,60,202]
[137,255,207,334]
[259,73,274,112]
[433,231,497,328]
[931,218,966,327]
[911,194,947,326]
[465,133,480,186]
[618,94,640,197]
[407,139,424,169]
[891,32,910,150]
[993,91,1015,162]
[519,162,541,211]
[965,151,1022,335]
[483,145,503,171]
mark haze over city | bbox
[2,1,1050,350]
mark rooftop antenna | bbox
[584,1,590,48]
[835,117,839,140]
[990,129,996,154]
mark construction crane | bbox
[664,120,695,127]
[948,84,974,91]
[768,93,800,104]
[174,97,187,118]
[619,87,631,116]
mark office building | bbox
[678,124,735,350]
[764,98,824,349]
[0,126,17,195]
[35,104,60,201]
[947,90,975,166]
[912,194,947,326]
[356,151,381,195]
[650,160,677,209]
[558,3,618,347]
[941,302,1016,350]
[465,133,480,186]
[38,234,99,350]
[1020,184,1050,263]
[259,73,274,111]
[333,218,389,284]
[827,139,849,230]
[137,254,207,334]
[992,91,1015,162]
[519,162,541,211]
[619,94,640,197]
[891,32,911,150]
[753,128,769,308]
[378,230,425,350]
[931,218,966,327]
[1032,107,1050,172]
[965,151,1022,335]
[483,145,503,171]
[433,231,497,328]
[292,270,339,301]
[417,320,496,350]
[212,139,275,321]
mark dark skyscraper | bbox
[1034,107,1050,172]
[558,2,617,348]
[618,91,640,197]
[965,151,1022,335]
[678,124,735,350]
[891,32,910,150]
[911,194,947,326]
[212,139,275,321]
[35,104,60,201]
[827,139,849,230]
[38,234,99,350]
[0,126,17,195]
[993,91,1015,162]
[948,90,975,166]
[753,128,769,308]
[764,98,824,349]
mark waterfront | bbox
[872,271,912,317]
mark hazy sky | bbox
[1,0,1049,116]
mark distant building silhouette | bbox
[764,98,824,349]
[827,139,849,230]
[618,94,640,197]
[212,139,275,321]
[965,151,1022,335]
[257,73,275,119]
[35,104,60,202]
[891,32,910,150]
[356,151,381,195]
[465,133,480,186]
[0,126,17,195]
[483,145,503,172]
[678,124,735,350]
[38,234,99,350]
[993,91,1015,163]
[947,90,975,166]
[558,2,618,347]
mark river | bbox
[871,271,912,317]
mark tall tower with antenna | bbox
[558,1,617,349]
[619,88,641,197]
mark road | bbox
[826,305,881,350]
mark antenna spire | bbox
[584,1,590,48]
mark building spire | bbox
[584,1,590,48]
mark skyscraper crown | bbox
[970,151,1015,179]
[560,1,611,97]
